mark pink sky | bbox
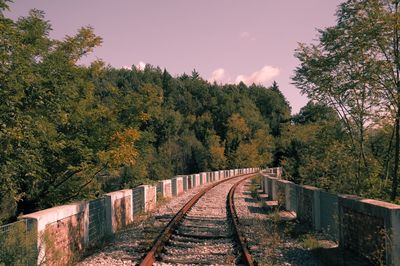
[6,1,343,114]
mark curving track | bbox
[140,174,257,266]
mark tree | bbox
[0,8,105,218]
[225,113,250,157]
[293,0,400,198]
[292,101,338,125]
[205,130,227,170]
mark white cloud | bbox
[235,65,279,86]
[136,61,146,71]
[121,61,146,70]
[208,68,226,83]
[209,65,279,86]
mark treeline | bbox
[0,5,290,223]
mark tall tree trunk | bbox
[392,1,400,201]
[392,113,399,200]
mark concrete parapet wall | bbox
[262,166,400,265]
[157,179,172,199]
[13,167,256,265]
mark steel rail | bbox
[139,173,257,266]
[228,175,256,266]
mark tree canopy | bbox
[292,0,400,202]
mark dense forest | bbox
[0,3,290,223]
[1,0,400,224]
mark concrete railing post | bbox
[172,176,184,196]
[338,195,400,265]
[20,201,89,265]
[157,179,172,199]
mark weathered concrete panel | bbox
[146,185,157,211]
[262,175,268,194]
[192,174,200,187]
[269,177,279,201]
[132,186,145,215]
[206,172,211,182]
[218,170,223,179]
[187,175,193,189]
[88,197,111,245]
[172,176,184,196]
[320,191,339,240]
[21,201,89,265]
[199,172,206,185]
[182,175,189,191]
[339,195,400,265]
[286,182,297,213]
[214,171,220,181]
[267,176,274,200]
[275,179,287,207]
[105,189,133,233]
[45,211,85,265]
[275,179,294,211]
[157,179,172,199]
[296,185,321,231]
[132,185,156,214]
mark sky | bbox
[5,1,344,114]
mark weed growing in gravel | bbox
[225,252,235,265]
[301,234,321,250]
[246,177,286,265]
[156,193,167,205]
[249,178,261,200]
[244,217,281,265]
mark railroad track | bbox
[140,174,257,266]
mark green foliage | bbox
[0,7,288,222]
[0,221,37,265]
[291,0,400,201]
